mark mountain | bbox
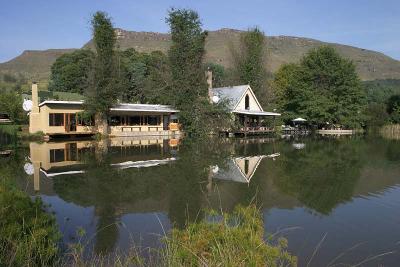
[0,49,77,80]
[1,28,400,81]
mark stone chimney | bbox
[31,82,39,113]
[206,69,213,102]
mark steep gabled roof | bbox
[210,85,249,110]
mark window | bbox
[77,114,94,126]
[148,115,160,126]
[245,94,250,110]
[50,149,65,163]
[109,116,121,126]
[129,116,141,125]
[49,113,64,126]
[244,159,249,175]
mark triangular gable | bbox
[232,85,264,112]
[233,156,264,183]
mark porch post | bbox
[273,116,276,132]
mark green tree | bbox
[166,9,230,135]
[167,8,208,106]
[204,62,226,88]
[233,28,269,106]
[85,11,122,135]
[0,91,25,123]
[119,49,171,104]
[48,49,94,94]
[273,46,366,128]
[387,94,400,123]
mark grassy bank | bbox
[0,182,297,267]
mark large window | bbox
[109,115,161,126]
[148,115,160,126]
[109,116,121,126]
[49,113,64,126]
[50,149,65,163]
[129,116,141,125]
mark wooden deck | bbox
[229,127,276,136]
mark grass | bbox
[162,205,296,267]
[0,184,60,267]
[0,187,297,267]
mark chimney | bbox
[31,82,39,113]
[206,69,213,102]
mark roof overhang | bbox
[38,101,179,112]
[233,110,281,116]
[39,100,84,107]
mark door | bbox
[65,114,77,132]
[163,115,170,130]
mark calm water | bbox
[2,134,400,266]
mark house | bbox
[206,71,280,135]
[28,83,181,137]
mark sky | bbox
[1,0,400,63]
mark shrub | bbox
[162,205,297,266]
[0,185,60,266]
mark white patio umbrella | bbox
[292,118,307,122]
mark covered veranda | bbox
[232,110,281,135]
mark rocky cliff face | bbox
[2,28,400,81]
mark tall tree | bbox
[48,49,94,94]
[273,46,366,128]
[85,12,121,135]
[166,9,231,136]
[233,28,269,106]
[167,8,208,106]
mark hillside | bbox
[2,28,400,81]
[0,49,76,80]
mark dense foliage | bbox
[386,94,400,123]
[0,91,26,123]
[0,156,60,267]
[84,11,122,133]
[273,46,366,128]
[233,28,270,106]
[48,49,94,94]
[119,49,171,104]
[167,9,230,135]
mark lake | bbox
[2,134,400,266]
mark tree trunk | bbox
[95,113,109,136]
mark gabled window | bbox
[245,94,250,110]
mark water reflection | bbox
[8,135,400,265]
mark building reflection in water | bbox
[28,137,180,192]
[211,153,280,184]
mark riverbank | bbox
[0,169,296,266]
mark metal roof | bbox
[110,103,179,113]
[210,85,249,110]
[38,101,178,113]
[39,100,84,107]
[233,110,281,116]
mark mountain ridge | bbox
[1,28,400,81]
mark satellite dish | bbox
[212,95,220,103]
[23,99,33,112]
[24,163,34,175]
[211,165,219,174]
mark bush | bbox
[163,205,297,266]
[0,185,60,266]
